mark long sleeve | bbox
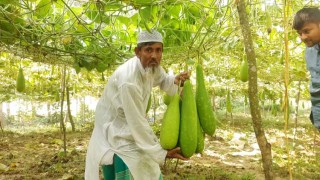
[153,67,178,96]
[120,83,167,164]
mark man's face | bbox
[135,42,163,69]
[297,22,320,47]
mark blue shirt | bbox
[305,44,320,128]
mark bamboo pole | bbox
[283,0,293,179]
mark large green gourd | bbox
[195,115,205,154]
[16,68,25,92]
[179,80,197,158]
[163,93,173,105]
[196,64,216,136]
[146,96,152,113]
[240,59,248,82]
[160,93,180,149]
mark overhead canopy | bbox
[0,0,227,71]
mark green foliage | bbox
[0,0,313,133]
[35,0,53,19]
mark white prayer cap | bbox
[137,29,163,44]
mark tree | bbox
[236,0,273,179]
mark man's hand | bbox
[166,147,189,160]
[174,72,190,86]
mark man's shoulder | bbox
[306,44,319,53]
[115,58,140,82]
[305,45,319,62]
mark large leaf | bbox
[35,0,53,19]
[166,5,182,19]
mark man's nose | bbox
[151,51,156,58]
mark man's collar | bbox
[315,44,320,51]
[136,56,147,77]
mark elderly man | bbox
[85,30,190,180]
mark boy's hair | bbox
[293,7,320,30]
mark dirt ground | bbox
[0,115,319,180]
[0,129,265,180]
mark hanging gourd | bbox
[16,67,25,92]
[240,58,248,82]
[146,95,152,113]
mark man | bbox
[293,7,320,131]
[85,29,190,180]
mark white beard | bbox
[145,66,160,78]
[145,66,160,76]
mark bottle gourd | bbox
[179,80,197,158]
[196,64,216,136]
[160,93,180,149]
[16,68,25,92]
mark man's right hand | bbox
[166,147,189,160]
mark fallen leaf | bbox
[0,163,9,172]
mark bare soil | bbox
[0,114,319,180]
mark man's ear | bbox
[134,47,139,55]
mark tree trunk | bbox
[0,103,4,132]
[31,97,36,119]
[283,0,293,178]
[294,81,301,129]
[293,80,301,151]
[65,69,75,131]
[60,65,67,155]
[6,103,11,123]
[81,97,86,122]
[47,103,51,123]
[211,91,216,111]
[236,1,273,179]
[66,85,75,132]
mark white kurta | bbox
[85,56,178,180]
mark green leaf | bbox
[73,62,81,74]
[96,61,109,73]
[187,5,201,18]
[0,20,16,33]
[139,6,152,22]
[51,139,63,145]
[186,58,195,65]
[0,0,20,5]
[167,5,182,19]
[82,58,96,71]
[35,0,53,19]
[0,163,9,172]
[104,2,123,11]
[130,13,139,24]
[133,0,153,6]
[118,16,130,25]
[70,7,83,16]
